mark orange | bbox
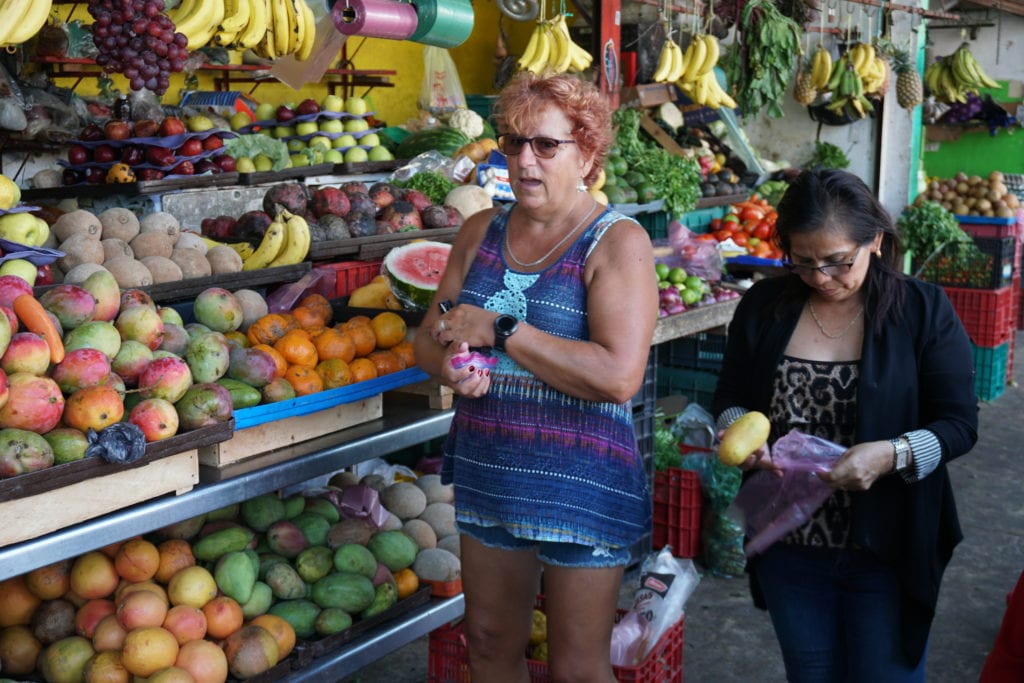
[390,340,416,369]
[114,538,161,583]
[303,324,328,339]
[253,344,288,378]
[249,614,296,659]
[274,329,318,368]
[316,358,353,389]
[25,560,72,600]
[344,315,372,327]
[348,357,378,383]
[313,328,356,363]
[367,349,404,376]
[120,626,180,677]
[344,322,377,357]
[154,540,196,585]
[246,313,297,347]
[284,365,324,396]
[290,305,322,329]
[0,576,41,627]
[200,596,243,640]
[370,312,407,349]
[297,293,333,326]
[393,568,419,600]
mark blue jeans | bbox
[458,521,633,568]
[755,543,927,683]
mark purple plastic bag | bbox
[730,429,846,557]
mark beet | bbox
[369,182,398,212]
[234,210,273,245]
[420,205,449,230]
[347,211,377,237]
[320,214,351,241]
[308,222,328,242]
[376,220,394,235]
[202,215,237,241]
[401,189,432,213]
[340,181,369,196]
[263,182,310,217]
[346,191,376,217]
[310,186,350,218]
[382,201,422,232]
[443,205,465,229]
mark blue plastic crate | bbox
[972,341,1009,402]
[660,332,727,372]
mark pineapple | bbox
[793,65,818,106]
[891,47,923,109]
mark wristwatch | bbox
[890,436,911,473]
[493,314,519,352]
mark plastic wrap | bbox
[86,423,147,464]
[666,222,724,282]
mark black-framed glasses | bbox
[783,247,861,277]
[497,134,577,159]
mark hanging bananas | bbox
[168,0,316,59]
[673,34,735,110]
[0,0,54,48]
[821,53,875,119]
[924,42,1000,104]
[517,14,593,75]
[652,37,685,83]
[810,45,833,91]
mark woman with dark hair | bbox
[713,168,978,681]
[414,71,657,681]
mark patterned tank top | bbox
[440,203,651,549]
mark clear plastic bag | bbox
[418,46,467,117]
[621,546,700,662]
[728,429,845,557]
[667,221,724,282]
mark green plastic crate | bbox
[638,205,727,239]
[972,341,1009,401]
[657,367,719,411]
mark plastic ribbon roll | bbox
[331,0,419,39]
[409,0,475,48]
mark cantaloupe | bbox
[418,502,456,539]
[412,547,461,582]
[379,481,427,520]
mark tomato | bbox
[709,218,722,232]
[713,229,733,242]
[740,207,764,222]
[741,219,760,234]
[753,223,772,240]
[747,237,761,248]
[696,232,718,241]
[732,233,748,247]
[753,242,773,258]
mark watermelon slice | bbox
[383,241,451,311]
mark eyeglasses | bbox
[783,247,861,278]
[497,134,577,159]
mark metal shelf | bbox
[0,406,453,581]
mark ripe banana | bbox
[811,46,833,91]
[567,35,593,71]
[680,35,707,83]
[525,24,552,74]
[652,39,676,83]
[173,0,226,51]
[295,0,316,61]
[219,0,251,36]
[517,24,544,71]
[269,0,291,56]
[235,0,268,49]
[1,0,53,47]
[268,211,311,267]
[242,221,287,271]
[697,34,720,77]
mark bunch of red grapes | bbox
[88,0,186,96]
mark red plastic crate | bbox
[652,467,703,559]
[311,259,383,298]
[427,596,685,683]
[944,283,1017,347]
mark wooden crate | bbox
[389,379,454,410]
[198,394,383,469]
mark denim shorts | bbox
[458,521,632,568]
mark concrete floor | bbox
[343,333,1024,682]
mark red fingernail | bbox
[468,365,475,373]
[484,370,490,377]
[477,370,484,377]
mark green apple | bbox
[343,118,370,133]
[235,156,257,173]
[229,111,253,131]
[324,149,344,164]
[343,147,369,163]
[286,139,307,153]
[307,135,331,151]
[255,102,276,121]
[295,121,319,136]
[318,118,344,134]
[367,146,393,162]
[360,132,380,147]
[186,115,215,132]
[307,147,325,164]
[0,212,42,246]
[332,134,358,149]
[272,126,295,139]
[290,153,309,167]
[257,128,273,136]
[253,154,274,172]
[684,275,704,291]
[0,258,37,285]
[322,94,344,113]
[344,96,368,116]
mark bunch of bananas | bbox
[651,37,685,83]
[822,53,874,119]
[673,34,736,110]
[924,42,1000,104]
[169,0,315,59]
[200,237,256,261]
[516,14,593,75]
[847,42,889,95]
[809,45,833,91]
[0,0,53,49]
[242,210,311,271]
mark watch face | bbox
[496,315,517,334]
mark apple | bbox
[137,169,165,181]
[159,116,187,137]
[120,145,145,166]
[186,115,214,132]
[104,120,132,140]
[324,149,344,164]
[321,95,344,113]
[202,135,224,151]
[367,146,393,162]
[286,139,306,153]
[214,154,237,172]
[296,98,320,116]
[344,118,370,133]
[289,153,309,167]
[295,121,319,136]
[235,157,256,173]
[344,96,368,116]
[276,105,296,123]
[178,138,204,156]
[171,160,195,175]
[360,133,380,147]
[0,259,38,285]
[253,154,274,172]
[79,124,105,141]
[229,111,253,131]
[85,167,106,184]
[273,126,295,139]
[343,147,369,163]
[194,159,220,174]
[254,102,276,122]
[318,119,344,134]
[134,119,161,138]
[145,146,175,166]
[63,169,84,185]
[68,145,90,165]
[332,134,358,149]
[307,135,331,151]
[93,145,117,163]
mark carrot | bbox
[13,294,64,364]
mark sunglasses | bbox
[497,134,577,159]
[783,247,862,278]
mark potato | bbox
[718,411,771,467]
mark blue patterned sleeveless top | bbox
[441,203,651,549]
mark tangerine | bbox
[289,306,322,329]
[390,340,417,369]
[246,314,296,347]
[392,568,419,600]
[252,344,287,378]
[348,357,378,383]
[367,349,405,376]
[284,365,324,396]
[370,312,407,349]
[274,330,318,368]
[200,596,243,640]
[298,293,333,325]
[344,323,376,357]
[344,315,372,327]
[316,358,353,389]
[313,328,356,363]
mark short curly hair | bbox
[492,72,611,187]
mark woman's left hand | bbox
[818,440,894,491]
[440,341,491,398]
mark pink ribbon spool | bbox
[332,0,419,39]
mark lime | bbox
[668,267,688,285]
[681,288,702,305]
[655,263,670,281]
[684,275,704,291]
[658,280,673,290]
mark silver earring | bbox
[577,179,587,192]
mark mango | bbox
[314,607,353,636]
[361,581,398,619]
[192,526,255,563]
[718,411,771,467]
[240,494,285,532]
[239,581,274,619]
[264,562,308,600]
[214,551,258,604]
[295,546,334,584]
[268,599,320,639]
[310,572,375,612]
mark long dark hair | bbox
[774,168,906,335]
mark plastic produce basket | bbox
[657,367,719,411]
[918,236,1015,289]
[659,332,727,372]
[631,351,657,412]
[427,596,685,682]
[943,283,1017,347]
[972,341,1009,402]
[312,259,383,298]
[652,467,703,558]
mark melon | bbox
[382,241,451,311]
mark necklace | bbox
[505,196,598,268]
[808,300,865,340]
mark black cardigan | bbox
[713,274,979,666]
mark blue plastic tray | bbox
[954,214,1017,225]
[232,366,429,430]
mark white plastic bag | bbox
[418,46,466,116]
[627,547,700,662]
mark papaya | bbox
[192,526,255,563]
[214,551,258,604]
[718,411,771,467]
[310,572,375,613]
[268,599,321,639]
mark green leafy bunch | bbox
[897,200,980,269]
[393,171,456,205]
[806,141,850,170]
[722,0,801,119]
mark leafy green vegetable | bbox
[755,179,789,206]
[223,134,291,171]
[654,419,683,472]
[394,171,457,205]
[897,200,980,271]
[722,0,801,119]
[806,141,850,170]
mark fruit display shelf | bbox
[308,225,460,262]
[21,170,243,201]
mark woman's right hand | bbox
[442,341,491,398]
[717,432,781,475]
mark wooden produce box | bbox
[387,378,453,410]
[198,367,429,474]
[0,421,233,548]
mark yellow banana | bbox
[295,0,316,61]
[517,24,543,70]
[219,0,251,34]
[289,0,305,56]
[235,0,268,49]
[697,34,720,76]
[269,0,290,55]
[3,0,52,46]
[668,41,686,82]
[652,40,675,83]
[812,46,833,90]
[268,211,311,267]
[243,221,287,270]
[568,41,593,71]
[525,25,552,74]
[549,18,571,73]
[681,35,707,83]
